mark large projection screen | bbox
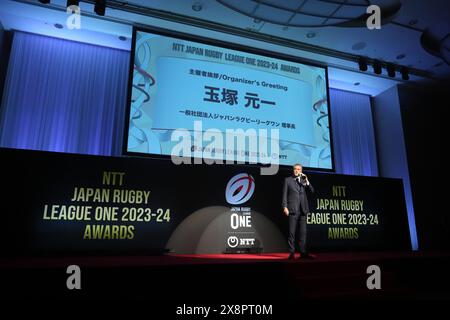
[124,27,334,171]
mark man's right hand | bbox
[283,207,289,216]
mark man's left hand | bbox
[302,174,309,185]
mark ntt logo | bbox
[225,173,255,205]
[227,236,239,248]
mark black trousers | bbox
[288,213,307,254]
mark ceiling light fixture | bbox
[401,66,409,80]
[372,60,382,75]
[67,0,80,7]
[94,0,106,16]
[358,57,368,71]
[387,64,396,77]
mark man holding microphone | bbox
[282,163,315,259]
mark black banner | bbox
[1,148,410,256]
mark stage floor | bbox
[1,251,450,300]
[1,250,449,267]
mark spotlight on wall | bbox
[358,57,368,71]
[94,0,106,16]
[401,66,409,80]
[67,0,80,7]
[387,64,396,78]
[372,60,382,75]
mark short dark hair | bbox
[293,163,302,169]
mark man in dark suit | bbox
[282,163,315,259]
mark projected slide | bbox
[126,28,332,170]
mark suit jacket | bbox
[282,176,314,214]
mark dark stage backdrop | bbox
[1,148,410,256]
